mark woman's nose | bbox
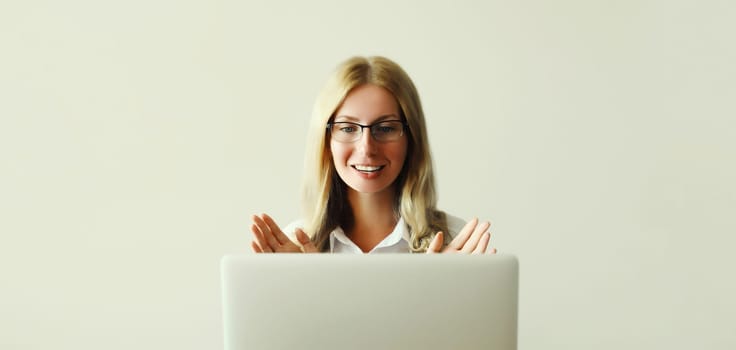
[356,129,378,154]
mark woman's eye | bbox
[375,125,396,133]
[340,126,357,133]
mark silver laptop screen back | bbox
[221,254,518,350]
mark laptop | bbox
[221,254,519,350]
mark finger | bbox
[250,223,272,253]
[253,215,280,250]
[449,218,478,250]
[426,232,443,254]
[261,213,291,245]
[296,228,319,253]
[461,221,491,253]
[472,232,491,254]
[490,247,498,254]
[251,241,263,253]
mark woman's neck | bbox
[346,188,399,252]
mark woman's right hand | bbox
[250,213,318,253]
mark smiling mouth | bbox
[352,165,385,173]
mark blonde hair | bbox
[301,56,448,252]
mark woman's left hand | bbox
[426,218,497,254]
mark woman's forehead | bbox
[334,84,400,122]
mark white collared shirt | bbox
[283,214,466,254]
[329,217,410,253]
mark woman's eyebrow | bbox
[334,114,399,122]
[333,115,359,122]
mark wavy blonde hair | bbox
[301,56,448,252]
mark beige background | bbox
[1,0,735,349]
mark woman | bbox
[250,56,496,254]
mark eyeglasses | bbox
[327,120,407,143]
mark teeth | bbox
[354,165,382,172]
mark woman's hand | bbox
[426,218,497,254]
[250,213,318,253]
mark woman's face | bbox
[330,84,408,196]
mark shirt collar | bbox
[329,217,409,253]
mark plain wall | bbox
[1,0,734,349]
